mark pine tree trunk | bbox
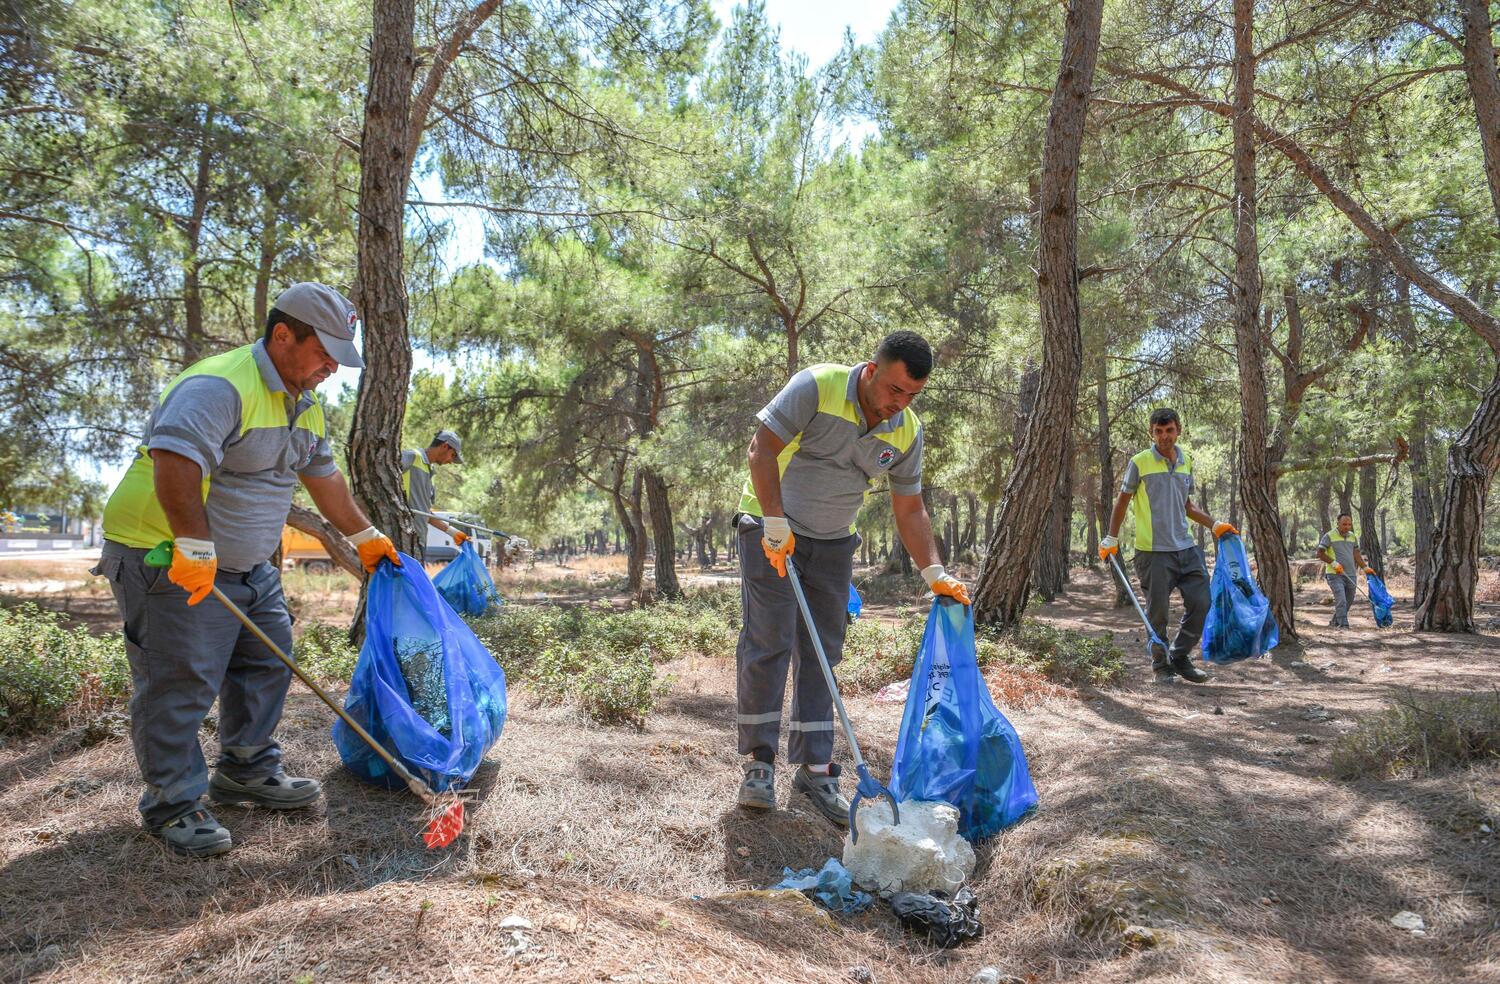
[345,0,416,641]
[1337,472,1354,518]
[1095,360,1130,606]
[1410,413,1437,609]
[642,467,680,599]
[1416,368,1500,631]
[973,0,1100,628]
[1317,477,1332,536]
[1358,463,1384,578]
[1230,0,1297,640]
[1228,433,1241,530]
[1036,435,1073,601]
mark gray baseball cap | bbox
[434,429,464,463]
[270,282,364,369]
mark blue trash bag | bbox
[890,599,1038,841]
[1201,533,1279,664]
[1366,573,1395,628]
[847,582,863,621]
[334,552,507,792]
[432,540,502,617]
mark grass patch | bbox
[467,594,736,725]
[0,603,129,734]
[1331,689,1500,779]
[982,621,1129,688]
[294,620,361,682]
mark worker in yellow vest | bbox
[1100,408,1237,683]
[732,331,967,827]
[94,283,399,858]
[401,430,466,560]
[1317,512,1374,628]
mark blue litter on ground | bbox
[771,857,873,913]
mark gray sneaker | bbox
[793,765,850,828]
[209,769,322,810]
[153,807,232,858]
[737,760,775,811]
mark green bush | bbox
[528,640,664,727]
[839,615,925,694]
[295,621,360,681]
[982,621,1128,688]
[1332,690,1500,779]
[0,604,130,734]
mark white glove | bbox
[1100,535,1118,549]
[761,515,792,551]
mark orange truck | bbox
[280,526,337,575]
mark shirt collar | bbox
[847,361,903,433]
[1151,444,1183,465]
[421,448,431,466]
[251,339,287,394]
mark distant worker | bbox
[1100,407,1238,684]
[1317,512,1375,628]
[401,430,466,559]
[95,283,400,857]
[732,331,968,828]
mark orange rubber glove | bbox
[1332,563,1344,574]
[168,536,217,606]
[1098,534,1119,562]
[922,564,972,606]
[1212,521,1239,539]
[452,529,468,546]
[760,516,795,578]
[349,526,400,573]
[1363,566,1375,575]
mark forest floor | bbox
[2,554,1498,983]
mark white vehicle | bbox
[425,511,493,563]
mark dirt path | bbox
[1,569,1497,982]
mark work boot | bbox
[152,807,232,858]
[209,768,322,810]
[1152,664,1176,683]
[1169,653,1209,684]
[793,765,850,829]
[737,760,775,811]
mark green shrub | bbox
[839,615,925,694]
[528,640,664,727]
[295,621,360,681]
[982,621,1128,688]
[1332,690,1500,779]
[0,604,130,734]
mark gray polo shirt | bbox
[1317,529,1358,575]
[106,340,336,572]
[401,449,436,515]
[737,362,924,539]
[1120,444,1195,552]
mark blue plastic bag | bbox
[771,858,873,913]
[1201,533,1279,664]
[890,600,1038,841]
[334,552,507,792]
[432,540,502,617]
[1366,573,1395,628]
[847,583,863,621]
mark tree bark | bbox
[1416,369,1500,631]
[973,0,1100,628]
[1095,359,1130,606]
[642,467,680,599]
[181,106,215,363]
[1463,0,1500,234]
[1229,0,1296,639]
[286,503,363,580]
[1410,408,1437,608]
[1036,436,1073,601]
[1357,462,1384,578]
[253,189,280,333]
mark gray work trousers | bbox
[735,520,857,765]
[1132,547,1210,668]
[94,540,293,827]
[1325,573,1354,626]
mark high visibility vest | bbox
[402,449,431,498]
[102,345,326,549]
[737,363,921,534]
[1322,529,1358,574]
[1128,445,1193,552]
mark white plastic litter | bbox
[841,799,976,896]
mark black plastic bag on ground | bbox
[890,886,983,948]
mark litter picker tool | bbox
[1106,553,1171,660]
[410,510,514,542]
[145,541,468,849]
[784,558,900,842]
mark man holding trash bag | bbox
[1317,513,1375,628]
[1099,408,1237,684]
[96,283,400,858]
[402,429,467,560]
[732,331,968,827]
